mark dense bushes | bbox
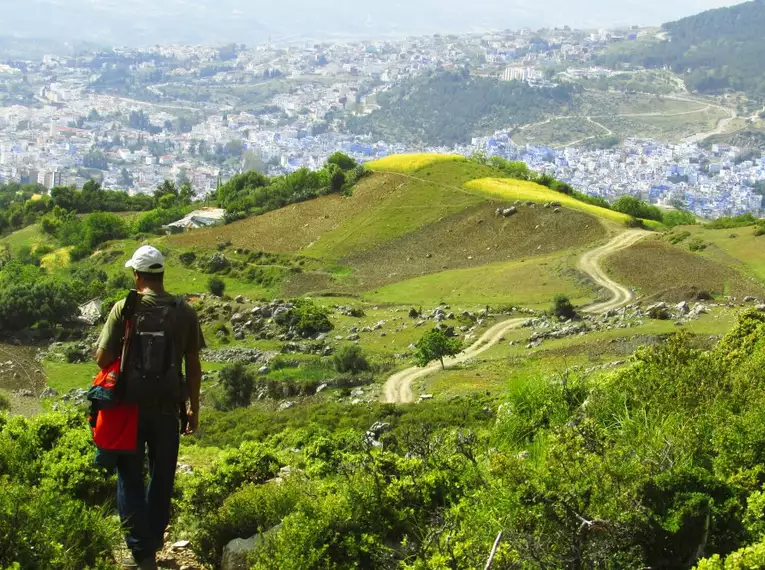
[216,153,368,216]
[212,362,255,411]
[333,345,369,375]
[612,195,664,222]
[0,411,119,569]
[552,293,577,319]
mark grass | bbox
[466,177,663,229]
[340,202,606,292]
[0,224,50,252]
[367,153,465,172]
[604,238,765,301]
[422,307,738,398]
[681,226,765,284]
[365,252,593,307]
[42,362,95,394]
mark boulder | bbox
[233,330,245,341]
[744,296,757,303]
[221,526,281,570]
[675,301,690,315]
[235,295,245,304]
[501,207,517,217]
[757,304,765,313]
[39,387,58,399]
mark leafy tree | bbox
[215,363,255,410]
[415,329,463,369]
[612,196,664,222]
[552,294,577,320]
[326,152,357,171]
[327,164,346,194]
[208,276,226,297]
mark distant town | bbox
[0,25,763,219]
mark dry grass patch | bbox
[367,153,465,172]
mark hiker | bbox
[95,245,205,570]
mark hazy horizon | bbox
[0,0,748,47]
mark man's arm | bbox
[184,350,202,434]
[95,347,117,370]
[94,302,123,369]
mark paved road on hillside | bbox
[381,229,650,404]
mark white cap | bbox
[125,245,165,273]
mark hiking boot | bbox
[122,552,158,570]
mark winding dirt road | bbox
[382,229,649,404]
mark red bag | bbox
[88,358,139,453]
[93,403,139,452]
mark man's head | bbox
[125,245,165,290]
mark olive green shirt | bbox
[97,292,206,373]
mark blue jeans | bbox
[116,409,179,562]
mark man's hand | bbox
[184,409,198,435]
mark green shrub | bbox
[191,479,303,566]
[215,362,255,411]
[0,392,9,411]
[612,196,664,222]
[179,251,197,266]
[333,345,370,375]
[552,294,577,320]
[179,441,280,521]
[208,276,226,297]
[689,237,708,252]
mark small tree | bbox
[552,294,577,320]
[208,276,226,297]
[415,329,463,370]
[325,151,357,171]
[216,362,255,410]
[333,345,370,375]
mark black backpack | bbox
[121,297,186,405]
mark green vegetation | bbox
[707,214,760,230]
[612,196,664,222]
[348,70,577,146]
[415,328,464,369]
[212,362,255,411]
[215,153,368,217]
[600,1,765,97]
[332,345,369,375]
[552,294,577,320]
[207,276,226,297]
[0,411,120,568]
[9,313,765,567]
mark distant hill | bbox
[601,0,765,98]
[347,71,577,146]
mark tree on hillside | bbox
[217,362,255,410]
[415,329,463,370]
[326,151,357,171]
[612,196,663,222]
[552,294,577,320]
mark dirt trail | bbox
[382,229,649,404]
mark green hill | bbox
[347,70,578,146]
[601,0,765,97]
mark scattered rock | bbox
[39,387,58,399]
[278,401,295,412]
[744,296,758,303]
[675,301,690,315]
[221,526,281,570]
[757,304,765,313]
[172,540,191,550]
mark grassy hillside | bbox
[604,236,765,301]
[170,159,616,297]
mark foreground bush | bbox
[0,411,119,569]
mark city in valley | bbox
[1,23,764,219]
